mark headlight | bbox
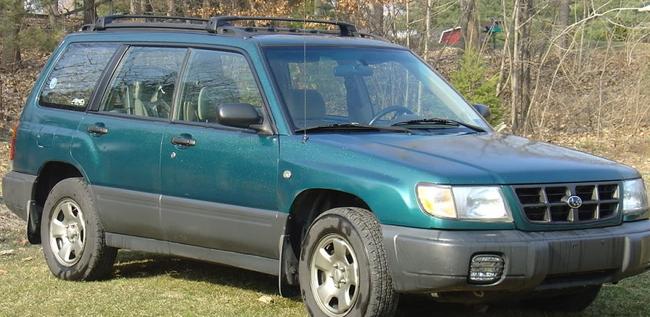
[416,183,511,221]
[622,179,648,215]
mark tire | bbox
[523,285,601,312]
[41,177,117,281]
[299,207,398,317]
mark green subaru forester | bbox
[2,15,649,316]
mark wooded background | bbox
[1,0,649,139]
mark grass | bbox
[2,221,650,317]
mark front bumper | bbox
[382,220,650,293]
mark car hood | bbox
[308,132,639,185]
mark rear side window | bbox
[40,43,119,110]
[100,46,187,119]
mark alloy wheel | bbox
[49,199,86,266]
[310,233,360,316]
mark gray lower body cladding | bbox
[2,171,36,221]
[382,221,650,293]
[5,170,650,296]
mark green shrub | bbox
[450,50,503,124]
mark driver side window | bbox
[175,49,265,123]
[100,46,187,119]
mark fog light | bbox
[468,254,504,284]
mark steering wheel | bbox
[368,106,414,126]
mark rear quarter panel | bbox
[13,39,87,178]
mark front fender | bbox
[278,135,515,230]
[278,135,431,228]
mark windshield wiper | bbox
[295,123,411,134]
[391,118,486,133]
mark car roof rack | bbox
[84,15,362,38]
[206,16,358,37]
[87,15,208,31]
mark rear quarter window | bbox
[39,43,119,111]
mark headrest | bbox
[197,79,240,123]
[133,81,157,102]
[286,89,326,120]
[197,87,218,122]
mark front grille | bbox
[513,182,620,224]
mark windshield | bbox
[263,46,489,132]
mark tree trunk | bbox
[424,0,432,59]
[314,0,322,16]
[140,0,148,14]
[130,0,140,14]
[557,0,571,49]
[46,0,62,31]
[459,0,480,52]
[167,0,175,16]
[368,2,384,36]
[0,0,23,72]
[510,0,533,134]
[405,0,410,49]
[183,0,192,16]
[83,0,96,24]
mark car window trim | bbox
[169,119,262,134]
[87,44,128,112]
[36,42,123,112]
[170,48,192,123]
[87,110,173,123]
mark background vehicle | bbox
[2,16,649,317]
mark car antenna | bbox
[301,0,309,143]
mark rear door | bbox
[159,48,282,258]
[72,46,187,240]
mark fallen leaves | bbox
[0,249,15,256]
[257,295,274,304]
[0,50,49,135]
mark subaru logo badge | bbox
[566,195,583,208]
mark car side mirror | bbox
[473,104,491,119]
[217,103,262,130]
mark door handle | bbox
[171,135,196,147]
[87,123,108,135]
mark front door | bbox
[73,46,187,240]
[160,48,281,258]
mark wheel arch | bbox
[278,187,373,296]
[27,161,86,244]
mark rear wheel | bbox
[299,207,398,317]
[523,285,601,312]
[41,178,117,281]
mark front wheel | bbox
[41,178,117,281]
[299,207,398,317]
